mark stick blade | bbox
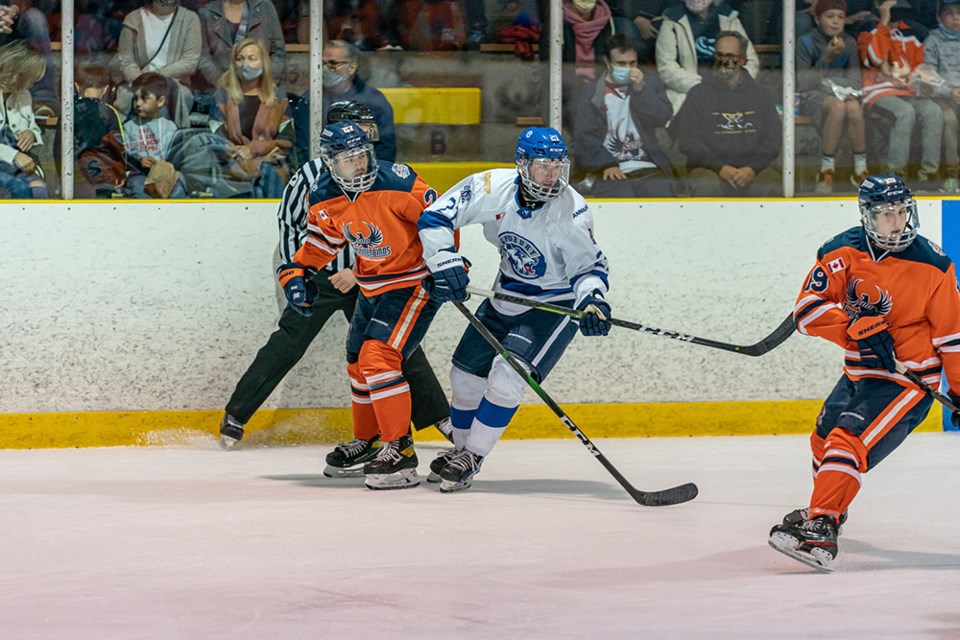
[630,482,699,507]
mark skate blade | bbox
[426,471,441,483]
[439,478,473,493]
[219,435,240,450]
[768,533,835,573]
[365,469,420,490]
[323,464,365,479]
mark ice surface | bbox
[1,434,958,639]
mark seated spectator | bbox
[655,0,759,116]
[76,0,123,55]
[669,30,781,197]
[290,39,395,165]
[858,0,942,188]
[622,0,670,64]
[67,60,127,198]
[797,0,869,193]
[197,0,286,93]
[113,0,201,128]
[326,0,385,51]
[211,37,292,198]
[0,39,46,198]
[922,0,960,192]
[573,33,675,197]
[123,72,187,198]
[0,0,57,114]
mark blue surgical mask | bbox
[610,66,631,84]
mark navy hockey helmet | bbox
[327,100,379,141]
[515,127,570,201]
[319,120,378,192]
[857,173,918,252]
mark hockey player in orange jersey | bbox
[277,120,442,490]
[769,173,960,571]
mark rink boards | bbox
[1,197,957,447]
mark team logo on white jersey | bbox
[499,232,546,279]
[843,278,892,319]
[344,221,391,260]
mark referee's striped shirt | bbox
[278,159,356,273]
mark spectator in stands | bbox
[290,39,395,166]
[113,0,202,128]
[67,60,127,198]
[622,0,670,64]
[211,36,292,198]
[797,0,869,193]
[325,0,385,51]
[123,72,187,198]
[655,0,759,115]
[197,0,286,93]
[922,0,960,193]
[0,0,57,114]
[0,39,47,198]
[669,30,781,196]
[858,0,943,188]
[573,33,675,196]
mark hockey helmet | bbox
[319,120,378,192]
[327,100,379,141]
[515,127,570,201]
[857,173,918,252]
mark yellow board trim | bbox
[0,400,944,449]
[380,87,482,124]
[409,162,512,193]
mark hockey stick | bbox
[897,364,960,413]
[465,287,795,357]
[451,299,698,507]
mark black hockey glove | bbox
[576,290,612,337]
[847,315,896,373]
[277,262,317,317]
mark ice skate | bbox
[433,417,454,443]
[323,434,381,478]
[769,515,839,572]
[438,449,484,493]
[426,447,460,483]
[363,434,420,490]
[781,508,847,535]
[219,414,244,449]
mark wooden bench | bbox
[479,43,539,54]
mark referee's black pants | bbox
[225,272,449,430]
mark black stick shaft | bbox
[900,368,960,413]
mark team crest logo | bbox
[392,163,410,179]
[500,232,546,280]
[927,239,945,256]
[844,278,893,319]
[343,221,391,259]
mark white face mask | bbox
[684,0,713,13]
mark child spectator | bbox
[922,0,960,192]
[69,60,127,198]
[123,71,186,198]
[858,0,943,189]
[797,0,869,193]
[0,40,47,199]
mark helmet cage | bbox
[517,157,570,201]
[321,143,378,192]
[860,198,919,252]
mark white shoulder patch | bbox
[392,164,411,179]
[928,239,945,256]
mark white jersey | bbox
[418,168,609,316]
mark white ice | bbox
[1,434,959,639]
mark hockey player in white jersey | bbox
[417,127,612,492]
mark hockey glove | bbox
[847,315,896,372]
[424,250,470,303]
[950,392,960,428]
[277,262,317,317]
[576,290,612,337]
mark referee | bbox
[221,101,451,448]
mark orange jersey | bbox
[857,21,926,107]
[794,227,960,389]
[294,161,438,295]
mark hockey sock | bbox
[808,428,866,520]
[450,365,487,449]
[853,153,867,175]
[820,155,835,172]
[464,396,518,457]
[348,361,379,440]
[809,432,827,478]
[361,341,412,442]
[449,407,475,449]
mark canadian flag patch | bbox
[826,257,846,274]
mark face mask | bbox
[236,64,263,82]
[153,0,177,8]
[322,67,348,89]
[684,0,712,12]
[610,66,631,84]
[572,0,597,13]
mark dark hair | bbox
[76,61,111,91]
[131,72,169,101]
[604,33,640,59]
[715,30,748,56]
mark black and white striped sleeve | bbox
[277,159,325,264]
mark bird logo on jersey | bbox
[343,221,391,259]
[500,232,546,279]
[844,278,893,319]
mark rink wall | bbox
[0,197,955,448]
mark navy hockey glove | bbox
[277,263,317,317]
[576,290,612,337]
[950,392,960,428]
[424,250,470,302]
[847,315,896,372]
